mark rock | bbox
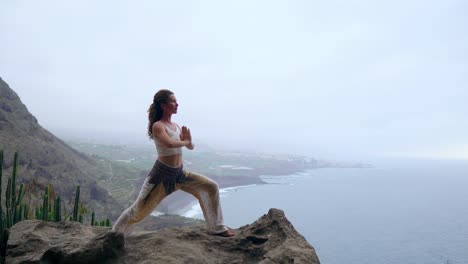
[6,209,320,264]
[5,220,124,264]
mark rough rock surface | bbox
[6,208,320,264]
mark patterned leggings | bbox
[113,160,228,235]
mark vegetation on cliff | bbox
[0,150,112,263]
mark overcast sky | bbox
[1,0,467,160]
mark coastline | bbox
[177,183,262,219]
[153,174,267,216]
[172,168,322,218]
[146,165,371,218]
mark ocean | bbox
[180,159,468,264]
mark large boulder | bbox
[6,209,320,264]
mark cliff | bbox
[0,77,124,219]
[6,209,320,264]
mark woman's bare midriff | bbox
[157,154,183,167]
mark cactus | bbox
[2,151,28,264]
[0,229,9,264]
[0,150,112,263]
[5,178,11,228]
[42,187,49,221]
[3,152,26,229]
[14,206,19,223]
[1,151,113,264]
[73,186,80,221]
[18,205,24,222]
[0,151,5,264]
[35,207,41,220]
[91,212,95,226]
[15,184,24,208]
[13,184,25,224]
[11,153,18,215]
[23,204,29,220]
[0,150,3,225]
[54,196,61,222]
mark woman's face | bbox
[162,94,178,114]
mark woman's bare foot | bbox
[215,229,235,237]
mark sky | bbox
[1,0,467,160]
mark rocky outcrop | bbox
[6,209,320,264]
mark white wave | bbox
[259,173,308,184]
[231,166,253,170]
[150,210,165,217]
[218,165,234,168]
[219,184,258,193]
[181,203,203,219]
[179,184,259,219]
[216,165,253,170]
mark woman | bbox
[113,89,234,237]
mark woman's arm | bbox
[152,122,191,148]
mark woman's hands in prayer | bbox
[180,126,194,149]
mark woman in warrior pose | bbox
[113,89,234,237]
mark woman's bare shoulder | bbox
[152,121,165,131]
